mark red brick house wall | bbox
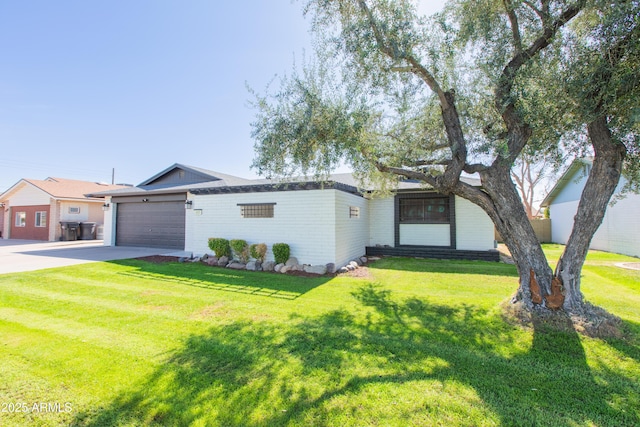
[10,205,51,240]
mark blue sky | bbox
[0,0,445,190]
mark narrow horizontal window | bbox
[68,207,81,214]
[238,203,275,218]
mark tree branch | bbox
[495,0,585,162]
[503,0,523,53]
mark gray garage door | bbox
[116,201,185,249]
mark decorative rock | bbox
[304,264,327,275]
[293,264,304,272]
[246,261,262,271]
[262,261,275,272]
[338,267,349,273]
[274,263,284,273]
[217,256,229,267]
[285,257,299,267]
[360,256,368,265]
[201,254,209,261]
[206,256,219,266]
[352,258,363,266]
[348,261,359,269]
[227,262,246,270]
[325,263,336,274]
[347,263,356,271]
[280,265,290,274]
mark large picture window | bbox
[399,197,450,224]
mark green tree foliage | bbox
[250,0,639,315]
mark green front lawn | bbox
[0,246,638,426]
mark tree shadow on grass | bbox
[108,259,328,300]
[72,283,639,426]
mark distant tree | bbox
[511,154,560,219]
[250,0,639,318]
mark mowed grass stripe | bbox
[0,307,173,359]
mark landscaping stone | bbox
[285,257,299,267]
[263,261,275,272]
[206,256,219,266]
[348,261,359,269]
[178,257,187,263]
[201,254,209,261]
[227,262,246,270]
[217,256,229,267]
[280,265,290,274]
[246,261,262,271]
[338,267,349,273]
[352,258,363,266]
[325,263,336,274]
[274,263,284,273]
[360,256,368,264]
[304,264,327,275]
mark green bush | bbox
[272,243,290,265]
[230,239,250,263]
[250,243,267,263]
[207,238,231,258]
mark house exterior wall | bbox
[334,191,369,266]
[589,195,640,257]
[9,205,50,240]
[399,224,450,246]
[59,201,92,222]
[9,184,50,206]
[455,197,496,251]
[550,196,640,258]
[0,207,5,238]
[187,189,340,265]
[368,197,394,246]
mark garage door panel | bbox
[116,201,185,249]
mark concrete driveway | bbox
[0,239,188,274]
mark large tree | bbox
[250,0,639,316]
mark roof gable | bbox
[1,177,128,201]
[541,159,592,207]
[138,163,252,187]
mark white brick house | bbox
[96,164,499,267]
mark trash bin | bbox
[79,222,97,240]
[60,221,80,241]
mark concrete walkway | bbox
[0,239,186,274]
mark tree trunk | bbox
[555,116,627,312]
[454,164,553,309]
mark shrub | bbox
[250,243,267,263]
[230,239,250,263]
[272,243,290,265]
[207,238,231,258]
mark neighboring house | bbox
[541,158,640,258]
[94,164,499,267]
[0,177,127,241]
